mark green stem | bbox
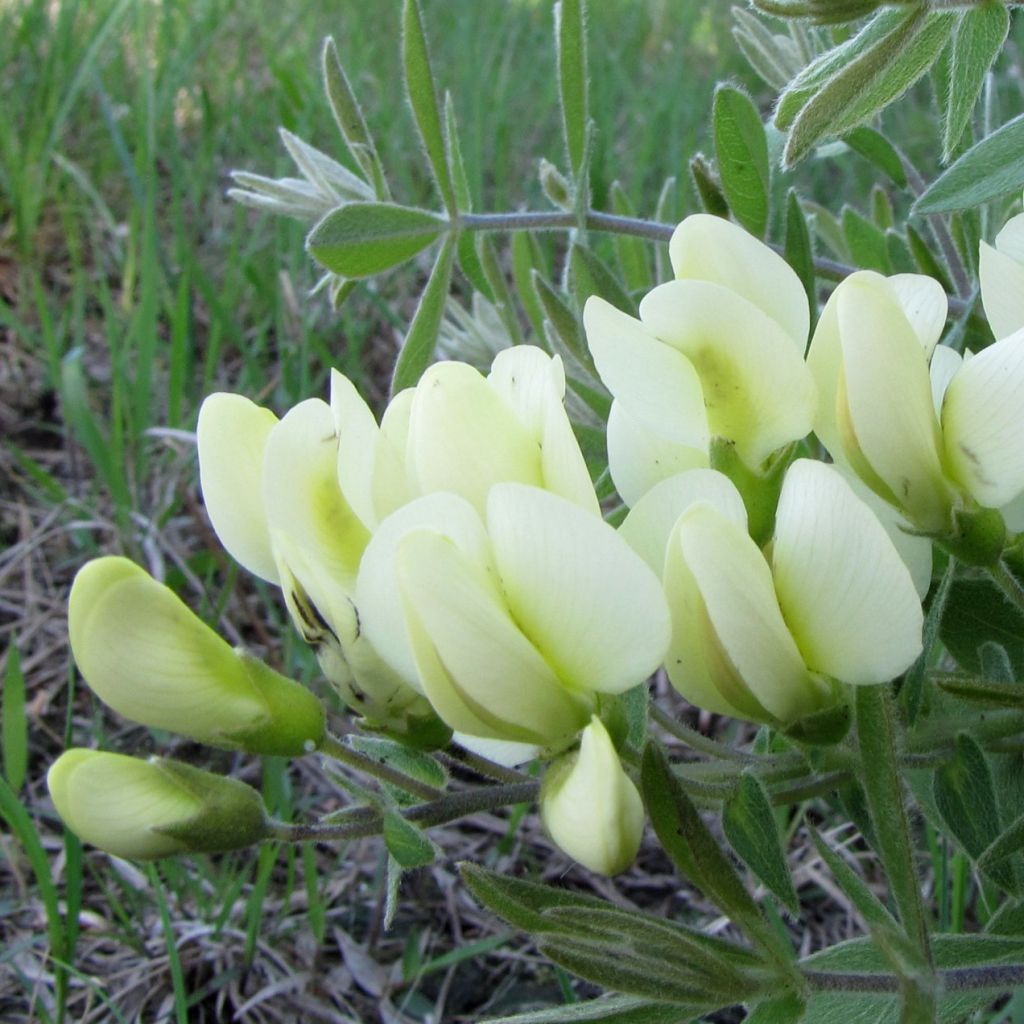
[803,962,1024,993]
[456,210,970,316]
[989,559,1024,617]
[440,746,530,784]
[268,781,539,844]
[855,687,934,968]
[318,732,444,802]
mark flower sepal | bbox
[219,651,327,757]
[360,707,454,752]
[146,758,270,853]
[709,437,797,547]
[781,690,851,747]
[937,503,1007,568]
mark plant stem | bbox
[440,746,530,784]
[268,781,539,844]
[855,687,934,968]
[803,963,1024,993]
[318,732,445,802]
[989,559,1024,617]
[456,210,970,316]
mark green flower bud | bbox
[540,718,644,876]
[47,750,268,860]
[69,557,325,756]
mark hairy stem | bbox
[989,559,1024,617]
[804,962,1024,993]
[456,210,970,316]
[269,781,539,844]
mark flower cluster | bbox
[50,206,1024,875]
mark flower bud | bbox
[47,750,268,860]
[540,718,644,876]
[69,557,325,756]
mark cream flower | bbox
[48,751,267,860]
[621,462,923,725]
[807,270,1024,543]
[583,214,816,506]
[357,484,670,751]
[68,558,325,756]
[980,196,1024,340]
[540,717,644,876]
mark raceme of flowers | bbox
[51,208,1024,875]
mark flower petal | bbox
[48,750,197,860]
[619,469,747,575]
[583,296,709,446]
[640,280,817,467]
[486,483,671,694]
[398,529,589,746]
[197,393,279,583]
[606,402,709,507]
[772,460,924,684]
[488,346,599,514]
[929,344,963,419]
[669,214,809,348]
[374,388,416,518]
[408,361,543,513]
[357,493,496,689]
[887,274,948,359]
[331,369,381,530]
[673,505,828,723]
[981,214,1024,339]
[263,399,370,630]
[942,326,1024,508]
[836,272,954,530]
[69,557,268,738]
[453,733,540,768]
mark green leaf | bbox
[402,0,457,214]
[460,863,762,967]
[744,992,806,1024]
[347,736,449,792]
[932,671,1024,709]
[689,154,730,219]
[609,183,652,292]
[810,828,900,933]
[980,810,1024,870]
[713,85,770,237]
[569,243,635,316]
[943,5,1010,162]
[784,10,953,167]
[555,0,588,182]
[391,233,457,395]
[478,234,525,344]
[904,223,954,293]
[533,270,596,376]
[537,936,727,1008]
[775,10,906,131]
[481,995,701,1024]
[541,906,754,992]
[916,112,1024,214]
[321,37,389,200]
[842,205,891,274]
[784,189,816,327]
[934,733,1016,892]
[2,644,26,791]
[641,744,767,941]
[383,811,437,869]
[855,687,931,958]
[511,232,550,341]
[843,127,908,189]
[723,772,798,912]
[653,177,678,283]
[939,574,1024,677]
[307,202,445,278]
